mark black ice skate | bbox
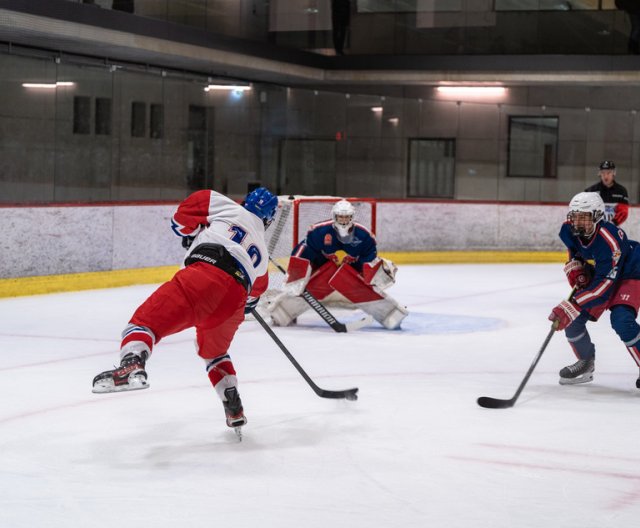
[92,352,149,393]
[559,358,594,385]
[636,369,640,389]
[223,387,247,429]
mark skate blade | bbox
[92,376,150,394]
[233,426,243,442]
[559,373,594,385]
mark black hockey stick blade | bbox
[476,288,574,410]
[476,325,555,409]
[477,396,514,409]
[251,308,359,400]
[320,387,359,401]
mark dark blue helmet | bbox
[243,187,278,227]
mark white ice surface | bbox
[2,264,640,528]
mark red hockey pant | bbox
[126,262,247,360]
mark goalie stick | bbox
[251,308,359,400]
[269,256,373,332]
[477,286,577,409]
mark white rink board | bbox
[2,201,639,278]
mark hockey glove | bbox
[244,296,260,314]
[325,253,340,264]
[362,258,397,290]
[182,235,196,249]
[563,259,593,290]
[613,203,629,226]
[548,300,581,331]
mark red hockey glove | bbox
[613,203,629,226]
[548,300,581,331]
[563,259,592,290]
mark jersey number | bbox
[229,226,262,268]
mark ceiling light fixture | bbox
[436,86,507,98]
[22,81,75,88]
[204,84,252,92]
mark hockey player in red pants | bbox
[269,199,408,329]
[92,187,278,433]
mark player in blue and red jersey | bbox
[269,199,408,329]
[548,191,640,388]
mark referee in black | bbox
[585,160,630,226]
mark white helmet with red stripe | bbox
[568,192,605,236]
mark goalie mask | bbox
[332,199,356,239]
[567,191,605,238]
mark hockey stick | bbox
[269,256,373,333]
[251,308,359,400]
[477,286,577,409]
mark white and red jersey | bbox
[171,190,269,297]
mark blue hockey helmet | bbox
[243,187,278,227]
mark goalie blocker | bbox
[269,257,408,330]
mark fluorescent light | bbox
[204,84,251,92]
[388,117,399,124]
[22,81,75,88]
[371,106,383,113]
[436,86,506,98]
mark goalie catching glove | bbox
[563,259,593,290]
[548,300,581,331]
[362,257,397,290]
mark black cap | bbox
[599,160,615,170]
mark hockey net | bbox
[264,195,377,298]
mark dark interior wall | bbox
[2,49,640,204]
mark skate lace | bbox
[120,354,145,369]
[223,388,243,415]
[567,359,591,374]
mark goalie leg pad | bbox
[327,264,384,304]
[268,293,310,326]
[305,261,340,300]
[283,256,312,296]
[358,297,409,330]
[328,264,408,329]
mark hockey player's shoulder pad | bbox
[171,190,212,237]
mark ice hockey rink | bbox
[2,263,640,528]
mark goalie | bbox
[268,199,408,329]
